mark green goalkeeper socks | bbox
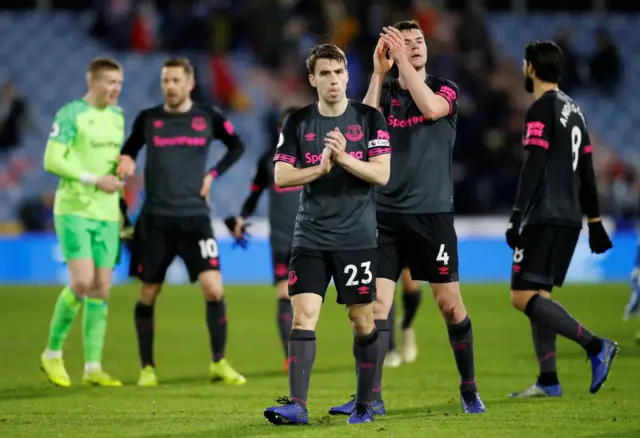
[46,286,83,352]
[83,297,108,364]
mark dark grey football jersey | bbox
[121,103,244,217]
[273,101,391,250]
[239,149,301,251]
[521,90,591,227]
[376,75,459,214]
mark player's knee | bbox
[199,271,224,301]
[69,277,93,296]
[275,280,289,299]
[140,283,162,306]
[88,269,112,299]
[433,283,465,320]
[539,290,552,300]
[89,280,111,299]
[510,290,536,312]
[290,295,321,330]
[348,303,374,336]
[291,308,318,331]
[373,278,395,318]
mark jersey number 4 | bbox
[571,125,581,172]
[198,238,219,259]
[437,244,449,265]
[344,261,373,286]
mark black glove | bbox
[587,221,613,254]
[119,198,134,240]
[505,209,522,250]
[223,216,251,250]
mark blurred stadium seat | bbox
[487,13,640,166]
[0,12,270,223]
[1,11,639,224]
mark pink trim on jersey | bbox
[522,138,549,149]
[210,169,219,179]
[250,183,261,192]
[223,120,235,136]
[583,145,593,154]
[436,85,457,116]
[368,146,391,157]
[274,153,297,165]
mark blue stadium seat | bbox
[486,13,640,166]
[0,12,270,222]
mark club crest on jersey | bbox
[153,120,164,129]
[345,125,364,142]
[191,116,207,132]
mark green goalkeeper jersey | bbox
[44,99,125,222]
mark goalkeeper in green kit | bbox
[40,58,126,387]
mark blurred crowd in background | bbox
[1,0,639,234]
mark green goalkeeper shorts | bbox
[54,214,120,268]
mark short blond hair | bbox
[87,57,122,80]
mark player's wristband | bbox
[80,171,99,185]
[208,169,219,179]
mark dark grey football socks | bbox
[530,319,559,385]
[524,294,602,355]
[353,328,379,409]
[288,329,316,407]
[388,303,396,351]
[401,287,422,329]
[447,316,477,393]
[206,299,227,362]
[277,298,292,357]
[134,301,155,367]
[371,319,389,401]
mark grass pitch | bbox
[0,283,639,437]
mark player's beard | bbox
[524,75,534,93]
[166,95,186,109]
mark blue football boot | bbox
[461,391,486,414]
[588,339,619,394]
[509,383,563,398]
[328,394,386,416]
[264,397,309,425]
[347,405,374,424]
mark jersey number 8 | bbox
[571,125,581,172]
[198,238,219,259]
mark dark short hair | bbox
[87,57,122,78]
[305,44,347,75]
[393,20,425,37]
[279,106,299,128]
[162,57,194,76]
[525,41,564,84]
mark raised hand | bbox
[380,26,407,64]
[373,38,394,75]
